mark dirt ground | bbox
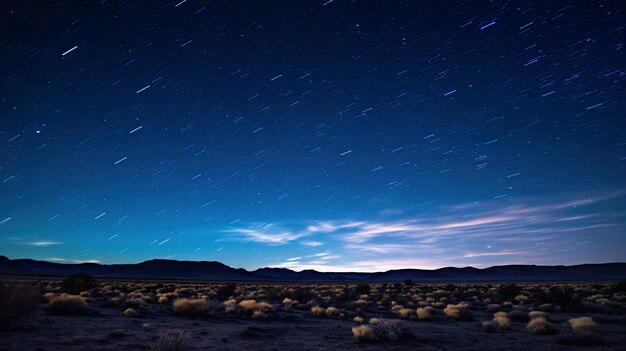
[2,298,625,350]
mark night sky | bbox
[1,1,625,272]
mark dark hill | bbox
[1,256,624,281]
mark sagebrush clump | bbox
[173,298,208,316]
[527,317,559,335]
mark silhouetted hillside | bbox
[1,256,625,281]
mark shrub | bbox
[396,308,414,319]
[372,319,410,341]
[158,296,169,304]
[493,312,511,330]
[497,284,521,302]
[527,317,559,335]
[0,282,40,328]
[215,283,237,301]
[61,273,94,295]
[326,306,339,316]
[444,303,473,320]
[148,330,191,351]
[352,325,378,341]
[549,286,582,312]
[569,317,598,334]
[124,308,136,317]
[416,307,432,320]
[173,298,208,317]
[354,284,371,295]
[239,300,272,313]
[311,306,326,317]
[47,294,87,315]
[354,316,364,324]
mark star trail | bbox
[1,1,625,271]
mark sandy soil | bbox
[1,297,625,351]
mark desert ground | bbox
[1,277,625,350]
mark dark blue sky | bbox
[1,1,625,271]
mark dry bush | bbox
[61,273,94,295]
[47,293,87,315]
[239,300,272,313]
[493,312,511,330]
[326,306,339,316]
[352,325,378,341]
[148,329,191,351]
[0,282,40,328]
[443,303,473,320]
[158,296,169,304]
[311,306,326,317]
[527,317,559,335]
[416,307,432,320]
[371,319,410,341]
[569,317,598,334]
[223,299,237,313]
[369,318,380,324]
[173,298,208,317]
[124,308,136,317]
[396,308,414,319]
[354,316,364,324]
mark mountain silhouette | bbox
[1,256,624,281]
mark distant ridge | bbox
[0,256,625,281]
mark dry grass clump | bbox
[173,298,208,317]
[354,316,364,324]
[527,317,559,335]
[568,317,597,333]
[492,312,511,330]
[416,307,432,320]
[556,317,604,346]
[238,299,272,313]
[0,282,40,328]
[395,307,414,319]
[158,296,169,304]
[325,306,339,316]
[123,308,136,317]
[352,325,378,341]
[443,303,473,320]
[374,319,410,341]
[352,319,410,342]
[46,293,87,315]
[148,329,191,351]
[223,299,238,313]
[311,306,326,317]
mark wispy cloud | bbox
[30,241,62,247]
[462,250,525,258]
[227,190,626,270]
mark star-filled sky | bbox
[1,1,625,272]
